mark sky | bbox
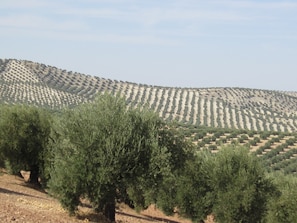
[1,0,297,91]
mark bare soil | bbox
[0,169,213,223]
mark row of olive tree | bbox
[0,94,191,222]
[1,94,296,223]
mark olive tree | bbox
[49,94,169,222]
[174,151,214,222]
[210,146,277,223]
[125,122,195,216]
[0,105,51,185]
[265,173,297,223]
[170,146,277,223]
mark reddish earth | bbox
[0,169,213,223]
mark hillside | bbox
[0,169,194,223]
[1,58,297,132]
[173,125,297,174]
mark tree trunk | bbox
[103,199,116,222]
[29,164,40,186]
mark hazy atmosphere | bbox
[1,0,296,91]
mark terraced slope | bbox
[1,58,297,132]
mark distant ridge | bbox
[1,58,297,132]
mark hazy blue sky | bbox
[1,0,297,91]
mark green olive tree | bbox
[265,173,297,223]
[174,151,214,222]
[49,93,169,222]
[170,146,278,223]
[210,146,277,223]
[0,105,51,185]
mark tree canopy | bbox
[172,146,278,223]
[49,93,179,221]
[0,105,51,185]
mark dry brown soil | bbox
[0,169,214,223]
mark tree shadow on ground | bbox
[76,209,183,223]
[0,186,47,200]
[117,211,182,223]
[18,181,46,194]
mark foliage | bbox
[0,105,51,185]
[174,151,214,222]
[145,124,195,215]
[265,173,297,223]
[210,146,278,223]
[48,93,170,221]
[1,90,297,222]
[155,145,278,223]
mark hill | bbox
[1,59,297,221]
[1,58,297,132]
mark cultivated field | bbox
[1,58,297,173]
[176,125,297,174]
[1,59,297,132]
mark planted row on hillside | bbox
[2,59,297,132]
